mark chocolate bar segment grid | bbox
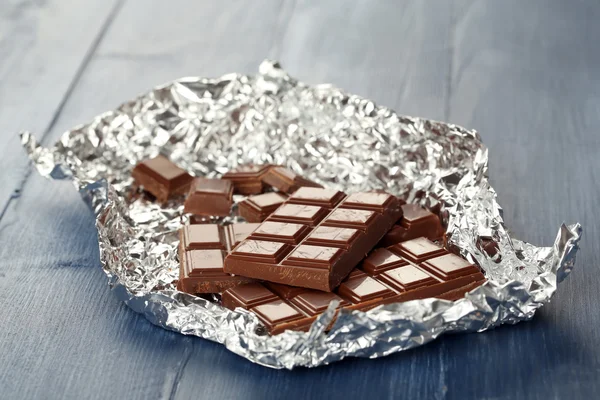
[223,188,404,291]
[223,237,485,335]
[177,223,259,294]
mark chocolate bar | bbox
[379,204,444,247]
[222,237,485,334]
[183,178,234,216]
[222,165,270,195]
[261,166,323,194]
[238,192,287,222]
[177,223,260,294]
[131,156,194,203]
[223,188,403,291]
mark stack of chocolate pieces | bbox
[223,237,485,334]
[131,156,486,335]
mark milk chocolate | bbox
[131,156,193,203]
[261,166,323,194]
[238,192,287,222]
[224,188,403,291]
[177,223,259,294]
[184,178,233,216]
[379,204,444,246]
[223,237,485,334]
[222,165,271,195]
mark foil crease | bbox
[21,60,582,369]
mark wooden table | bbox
[1,1,598,398]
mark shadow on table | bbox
[117,302,595,400]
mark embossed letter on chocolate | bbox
[131,155,193,203]
[223,188,403,291]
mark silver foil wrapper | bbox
[22,61,582,369]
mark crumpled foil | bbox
[21,60,582,369]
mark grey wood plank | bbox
[0,179,191,400]
[32,0,291,139]
[447,0,600,397]
[41,0,453,144]
[0,0,122,216]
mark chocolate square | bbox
[393,237,446,263]
[249,221,311,244]
[282,245,345,269]
[261,166,322,194]
[340,192,395,213]
[337,275,395,303]
[291,291,348,316]
[238,192,287,222]
[321,208,376,230]
[287,187,345,208]
[303,226,362,249]
[222,164,270,194]
[231,240,292,263]
[180,224,225,250]
[184,178,233,216]
[132,156,193,203]
[379,265,438,291]
[252,300,304,325]
[361,248,408,275]
[269,204,329,226]
[421,253,478,280]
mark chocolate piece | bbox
[264,282,307,300]
[222,165,270,195]
[177,223,259,294]
[252,300,304,329]
[238,192,287,222]
[250,221,311,244]
[226,223,261,248]
[337,275,395,303]
[269,204,330,226]
[392,237,446,263]
[287,188,345,208]
[222,282,278,309]
[290,291,349,315]
[261,166,322,194]
[224,188,403,291]
[477,237,500,258]
[322,208,377,230]
[361,248,408,275]
[223,237,485,334]
[131,156,193,203]
[420,253,477,280]
[379,204,444,247]
[184,178,233,217]
[181,224,225,250]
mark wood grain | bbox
[0,0,599,399]
[0,0,123,216]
